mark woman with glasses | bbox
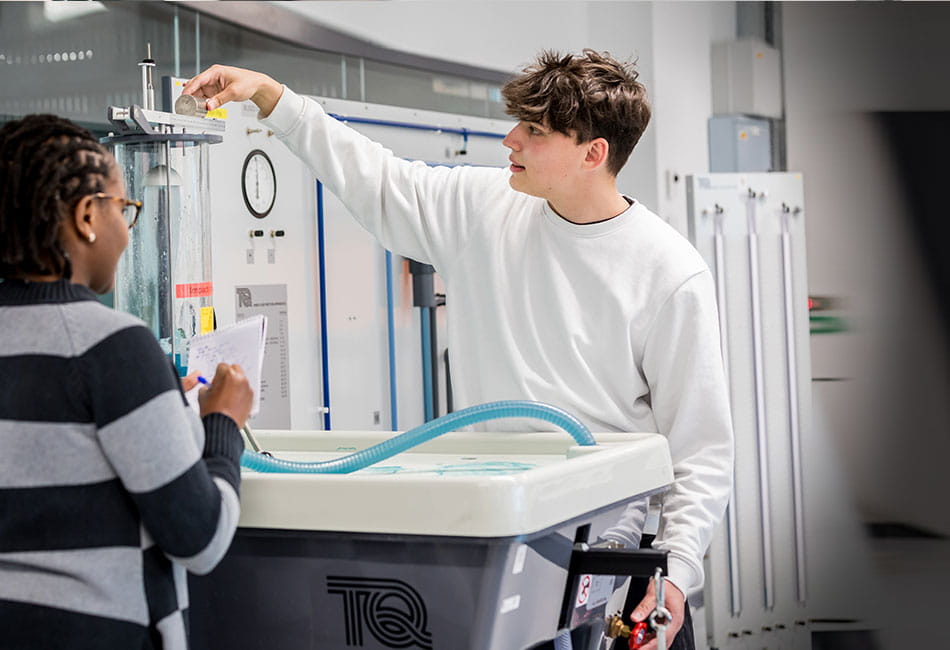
[0,114,253,649]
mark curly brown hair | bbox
[0,114,113,279]
[501,49,651,176]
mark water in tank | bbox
[111,139,213,374]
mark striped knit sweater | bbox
[0,278,244,649]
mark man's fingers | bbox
[631,594,655,622]
[637,616,682,650]
[181,66,222,97]
[205,90,234,112]
[631,625,679,650]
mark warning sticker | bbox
[575,574,593,607]
[175,281,213,298]
[586,575,614,610]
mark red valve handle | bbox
[628,621,650,649]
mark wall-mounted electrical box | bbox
[708,114,772,172]
[711,39,783,118]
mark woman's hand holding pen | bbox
[196,362,254,428]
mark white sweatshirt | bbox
[262,88,734,595]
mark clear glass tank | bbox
[112,139,213,374]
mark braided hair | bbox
[0,114,114,279]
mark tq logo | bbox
[235,287,253,308]
[327,576,433,649]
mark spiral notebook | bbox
[185,314,267,416]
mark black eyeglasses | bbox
[91,192,143,229]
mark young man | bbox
[183,50,733,649]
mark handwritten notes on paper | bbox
[186,314,267,416]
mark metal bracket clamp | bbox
[241,424,271,457]
[107,105,156,135]
[556,538,668,631]
[568,546,667,579]
[650,567,671,650]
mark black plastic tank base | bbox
[188,505,633,650]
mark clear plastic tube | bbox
[241,400,596,474]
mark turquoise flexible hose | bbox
[240,400,596,474]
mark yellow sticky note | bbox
[200,306,216,334]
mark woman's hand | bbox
[197,362,254,428]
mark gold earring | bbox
[88,232,96,243]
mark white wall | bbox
[276,0,735,222]
[276,1,595,74]
[649,1,736,231]
[783,3,950,534]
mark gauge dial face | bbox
[241,149,276,218]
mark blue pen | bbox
[196,375,210,386]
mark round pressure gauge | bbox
[241,149,276,219]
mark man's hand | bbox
[630,578,686,649]
[181,65,284,117]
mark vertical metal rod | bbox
[146,44,155,111]
[241,424,263,454]
[341,56,347,99]
[163,140,176,367]
[747,189,774,610]
[384,250,398,430]
[714,208,742,617]
[654,568,668,650]
[359,58,366,102]
[429,306,439,417]
[139,47,150,108]
[156,167,171,345]
[173,6,180,78]
[420,308,433,422]
[443,348,453,414]
[194,12,201,76]
[781,206,807,604]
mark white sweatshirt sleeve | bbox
[260,86,510,271]
[641,270,735,595]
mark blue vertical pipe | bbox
[315,181,331,430]
[385,250,398,430]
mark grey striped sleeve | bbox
[169,477,241,575]
[0,547,149,624]
[97,390,203,493]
